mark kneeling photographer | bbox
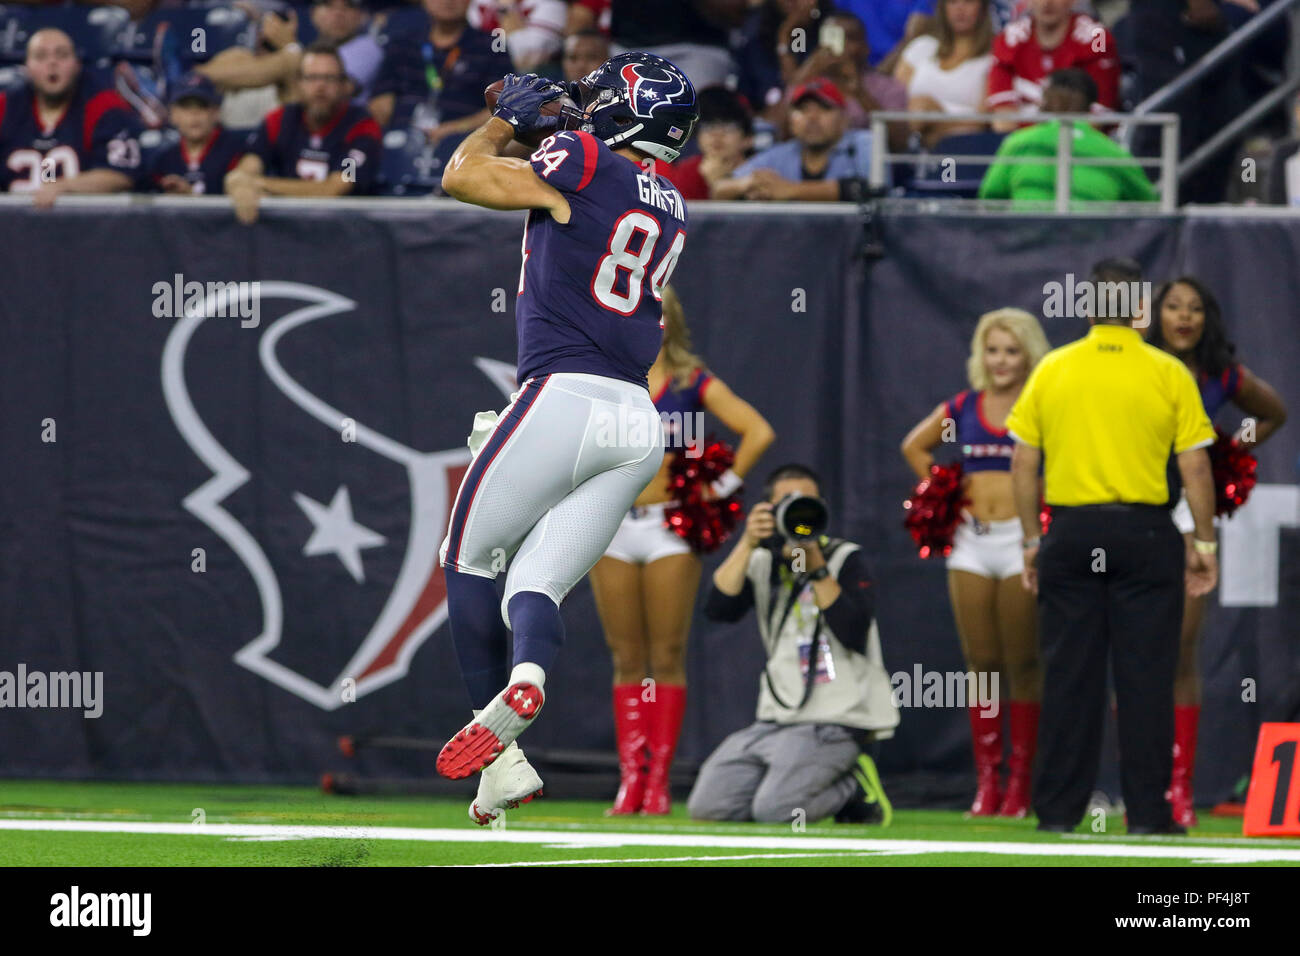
[687,464,899,825]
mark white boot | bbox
[469,741,544,826]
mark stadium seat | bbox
[0,5,130,70]
[117,7,255,66]
[907,130,1007,199]
[377,127,442,196]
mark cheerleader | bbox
[1149,277,1287,826]
[900,308,1050,816]
[589,286,776,815]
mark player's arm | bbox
[441,116,570,221]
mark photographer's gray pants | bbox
[686,721,861,824]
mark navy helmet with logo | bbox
[562,52,699,163]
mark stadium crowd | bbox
[0,0,1294,207]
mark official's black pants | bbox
[1032,505,1185,829]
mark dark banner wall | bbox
[0,202,1296,804]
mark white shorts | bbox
[439,372,664,620]
[604,502,693,565]
[946,516,1024,580]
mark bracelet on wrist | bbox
[1193,538,1218,555]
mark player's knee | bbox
[750,791,799,824]
[687,786,746,822]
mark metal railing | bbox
[867,111,1181,212]
[1122,0,1300,182]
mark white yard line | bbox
[1,819,1298,863]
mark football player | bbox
[0,29,143,207]
[224,43,383,224]
[148,74,249,195]
[434,53,699,825]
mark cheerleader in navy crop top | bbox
[589,286,775,817]
[901,307,1052,819]
[1149,276,1289,827]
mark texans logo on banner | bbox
[161,282,518,710]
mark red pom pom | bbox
[903,462,969,559]
[1209,428,1257,517]
[663,438,745,553]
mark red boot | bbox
[968,705,1003,816]
[607,684,648,815]
[1167,705,1200,827]
[999,700,1039,817]
[641,684,686,815]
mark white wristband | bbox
[711,469,743,499]
[1193,538,1218,555]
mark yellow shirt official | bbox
[1005,323,1216,506]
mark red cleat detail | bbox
[502,682,544,718]
[437,724,506,780]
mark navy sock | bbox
[445,568,509,711]
[508,590,565,674]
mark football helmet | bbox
[560,52,699,163]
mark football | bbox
[484,79,578,148]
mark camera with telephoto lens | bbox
[773,493,829,541]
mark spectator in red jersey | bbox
[562,29,610,83]
[468,0,568,71]
[985,0,1117,132]
[658,86,754,201]
[225,44,383,224]
[0,29,143,208]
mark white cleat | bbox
[469,742,544,826]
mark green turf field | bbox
[1,780,1296,867]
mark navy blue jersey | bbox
[371,21,512,123]
[248,103,383,193]
[654,366,712,450]
[517,130,689,386]
[946,389,1014,473]
[1197,362,1242,418]
[147,127,249,195]
[0,80,143,192]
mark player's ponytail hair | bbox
[660,285,705,389]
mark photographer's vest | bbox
[747,540,899,736]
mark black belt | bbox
[1050,503,1169,514]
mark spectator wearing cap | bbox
[368,0,511,145]
[468,0,568,72]
[715,77,879,202]
[894,0,995,149]
[659,86,754,201]
[146,74,250,195]
[562,29,610,82]
[978,69,1156,204]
